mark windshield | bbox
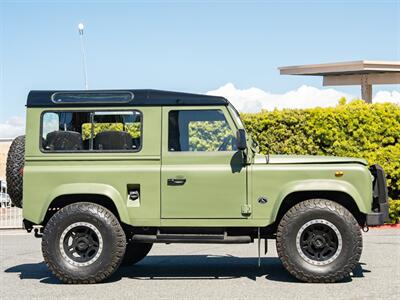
[228,104,244,128]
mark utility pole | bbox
[78,23,89,90]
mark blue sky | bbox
[0,0,399,136]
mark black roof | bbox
[26,89,229,107]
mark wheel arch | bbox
[267,179,369,228]
[272,190,366,231]
[38,183,129,226]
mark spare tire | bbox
[6,135,25,208]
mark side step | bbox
[132,232,252,244]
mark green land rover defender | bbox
[6,89,389,284]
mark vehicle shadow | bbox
[116,256,294,282]
[4,261,60,284]
[4,256,370,285]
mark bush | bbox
[389,199,400,224]
[241,100,400,200]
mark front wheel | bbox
[42,202,126,284]
[276,199,362,283]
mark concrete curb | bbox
[370,224,400,229]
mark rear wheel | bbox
[276,199,362,283]
[42,202,126,284]
[121,242,153,266]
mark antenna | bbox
[78,23,89,90]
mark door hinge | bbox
[241,204,252,216]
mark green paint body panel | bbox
[22,105,374,228]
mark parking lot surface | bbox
[0,229,399,300]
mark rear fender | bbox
[39,183,129,224]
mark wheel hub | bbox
[296,219,342,266]
[76,237,90,251]
[311,236,326,249]
[59,222,103,267]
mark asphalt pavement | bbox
[0,229,399,300]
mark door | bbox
[161,106,247,219]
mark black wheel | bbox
[42,202,126,284]
[121,242,153,266]
[6,135,25,208]
[276,199,362,283]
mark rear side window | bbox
[41,111,142,152]
[168,109,237,152]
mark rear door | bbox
[161,106,247,219]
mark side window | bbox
[42,112,90,151]
[41,111,142,152]
[90,111,141,151]
[168,110,237,152]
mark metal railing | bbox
[0,181,23,229]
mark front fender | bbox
[36,183,129,224]
[270,179,368,222]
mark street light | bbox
[78,23,89,90]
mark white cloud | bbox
[0,117,25,138]
[206,83,399,112]
[373,90,400,104]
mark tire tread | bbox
[6,135,25,208]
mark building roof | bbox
[279,60,400,76]
[26,89,229,108]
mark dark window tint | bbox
[41,111,141,152]
[168,110,237,152]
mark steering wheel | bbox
[218,135,234,151]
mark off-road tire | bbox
[6,135,25,208]
[121,242,152,266]
[42,202,126,284]
[276,199,362,283]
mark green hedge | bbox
[241,100,400,201]
[389,199,400,224]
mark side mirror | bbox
[236,129,247,151]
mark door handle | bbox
[167,178,186,186]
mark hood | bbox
[254,154,368,166]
